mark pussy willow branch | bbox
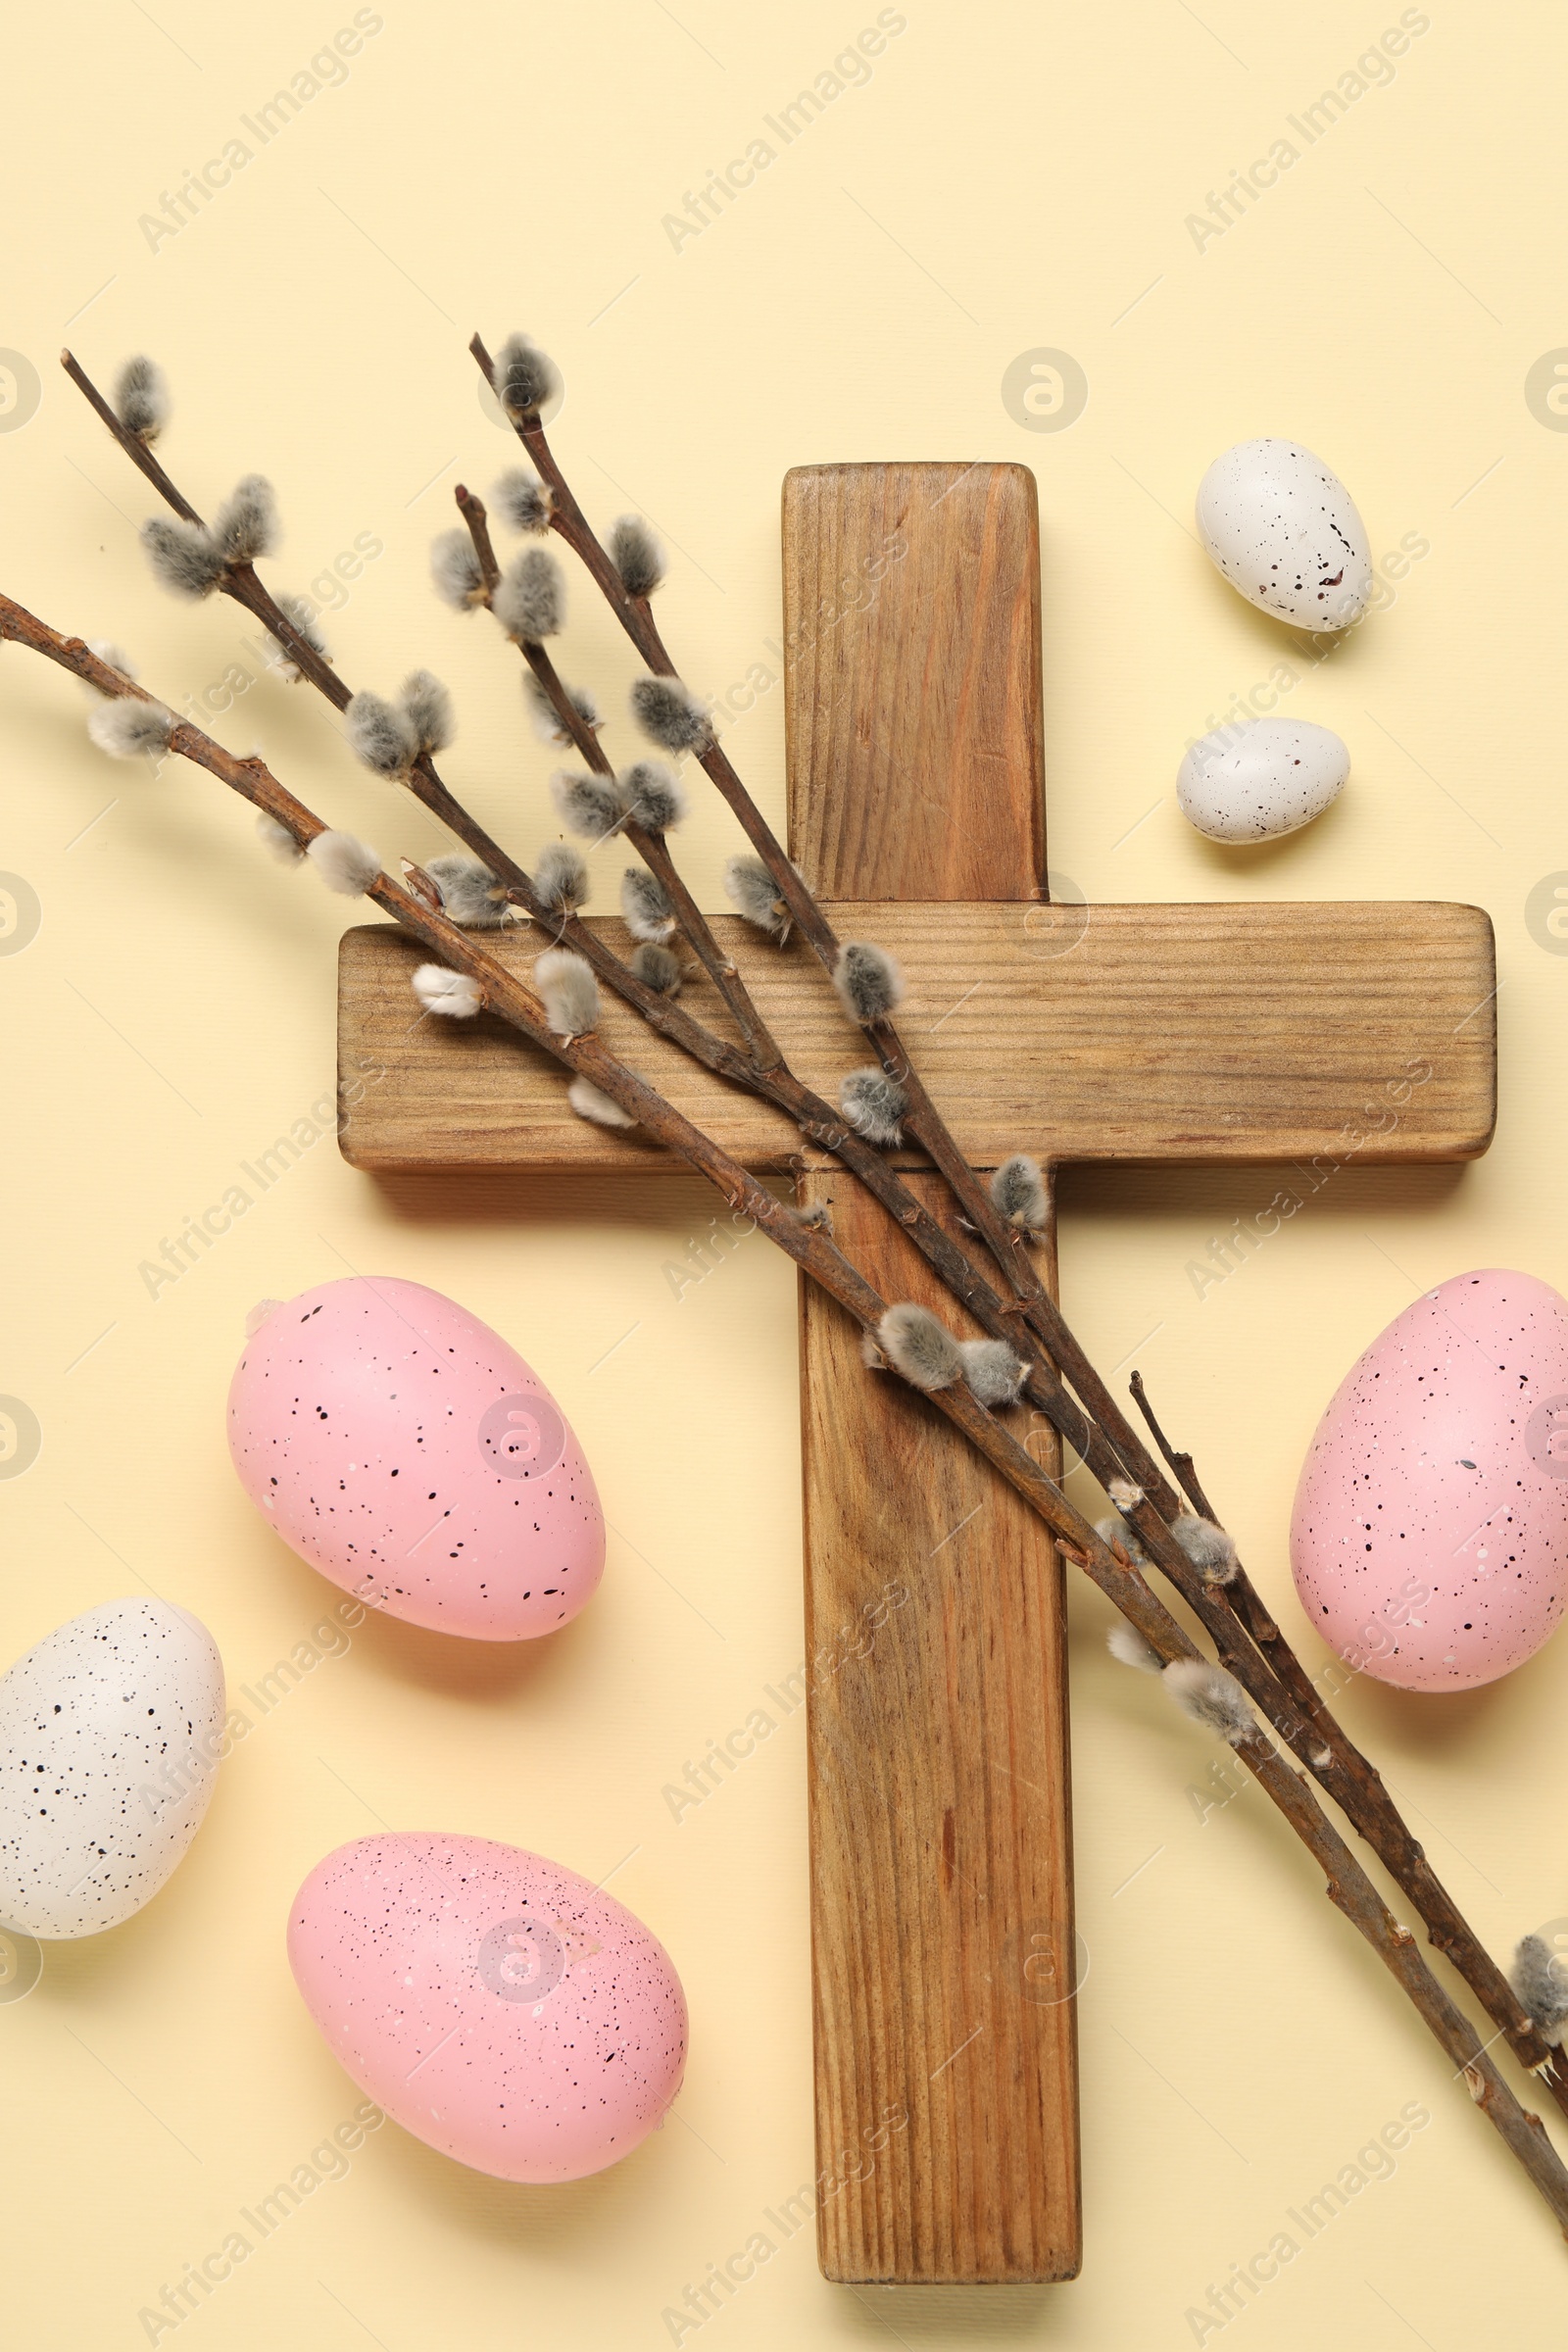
[63,345,1568,2135]
[61,349,345,709]
[1125,1371,1568,2105]
[64,343,1568,2120]
[1132,1367,1360,1743]
[454,488,782,1067]
[7,593,1567,2238]
[469,331,1174,1510]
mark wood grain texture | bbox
[800,1168,1079,2283]
[337,900,1497,1174]
[790,461,1074,2284]
[782,463,1046,902]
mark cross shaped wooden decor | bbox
[335,461,1496,2287]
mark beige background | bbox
[3,0,1565,2341]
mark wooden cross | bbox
[336,462,1495,2285]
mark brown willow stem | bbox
[12,589,1568,2241]
[60,349,202,526]
[469,330,1178,1508]
[1130,1367,1215,1518]
[1123,1371,1568,2110]
[1130,1368,1329,1726]
[454,484,502,597]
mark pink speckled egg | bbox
[227,1278,603,1642]
[1291,1269,1568,1690]
[288,1833,687,2181]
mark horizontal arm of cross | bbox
[336,898,1494,1173]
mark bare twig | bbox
[453,484,501,598]
[1130,1368,1216,1517]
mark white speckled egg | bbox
[1177,717,1349,843]
[0,1598,225,1937]
[1197,439,1373,631]
[1291,1271,1568,1691]
[288,1833,687,2181]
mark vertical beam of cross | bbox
[786,462,1080,2284]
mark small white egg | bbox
[1177,717,1349,844]
[0,1598,225,1938]
[1197,439,1372,632]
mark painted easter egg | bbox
[0,1598,225,1937]
[1197,439,1373,631]
[1177,717,1349,843]
[227,1278,603,1642]
[1291,1270,1568,1690]
[288,1833,687,2181]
